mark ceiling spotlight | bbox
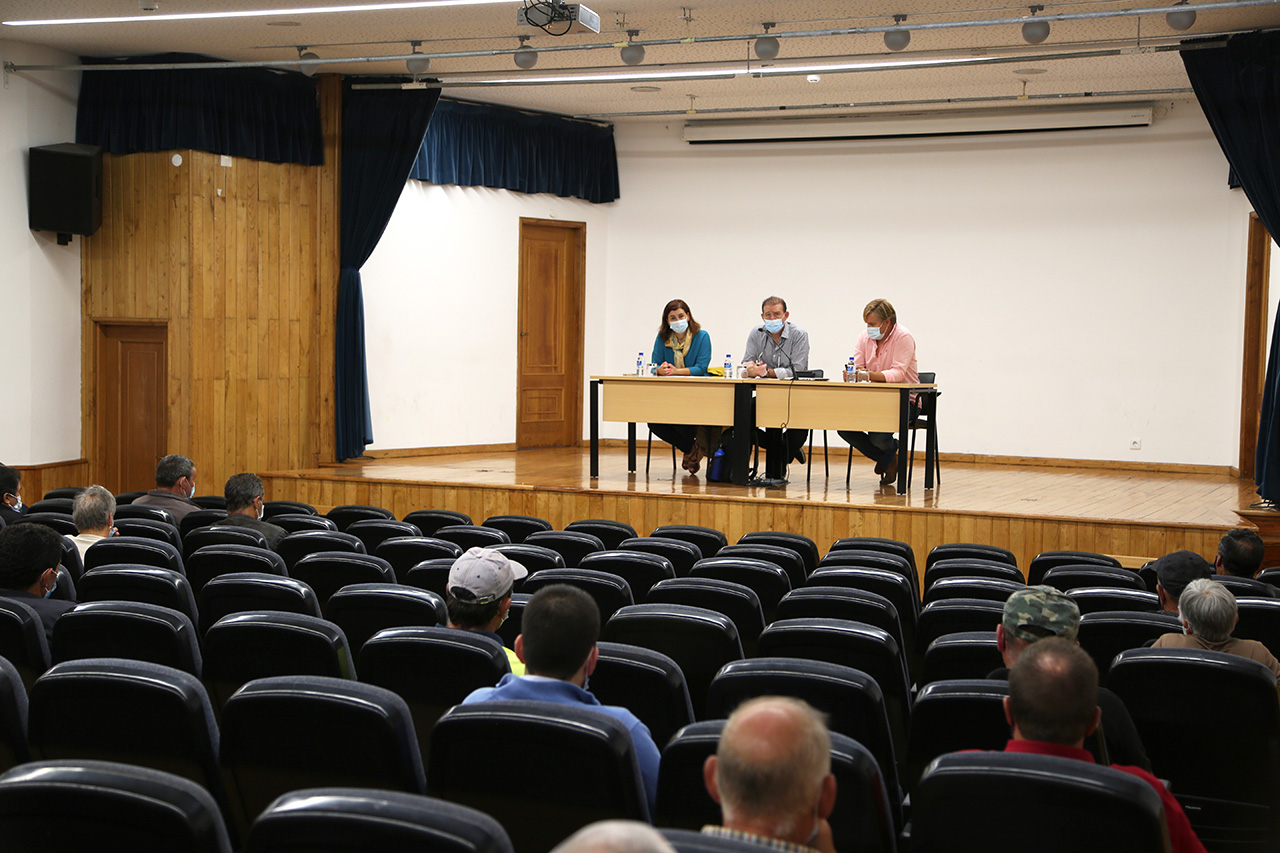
[138,0,159,11]
[405,42,430,74]
[296,46,319,77]
[1021,6,1050,44]
[755,22,780,61]
[883,14,910,51]
[1166,2,1197,30]
[514,36,538,69]
[620,30,645,65]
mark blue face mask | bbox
[867,324,883,341]
[44,576,57,599]
[670,318,689,334]
[763,319,785,334]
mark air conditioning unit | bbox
[682,104,1154,144]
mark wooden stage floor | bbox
[262,446,1260,573]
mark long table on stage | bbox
[589,376,937,493]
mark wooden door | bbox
[517,219,586,448]
[94,323,168,493]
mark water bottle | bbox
[724,354,734,379]
[846,355,857,382]
[636,352,645,377]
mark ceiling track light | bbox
[295,45,319,76]
[514,34,538,69]
[884,14,910,51]
[620,29,645,65]
[1021,6,1050,44]
[755,22,780,61]
[1166,1,1197,29]
[405,40,430,74]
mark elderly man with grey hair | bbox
[702,696,837,853]
[551,821,677,853]
[1154,578,1280,700]
[69,485,116,559]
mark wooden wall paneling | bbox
[316,74,343,466]
[12,460,91,500]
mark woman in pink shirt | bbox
[838,299,919,486]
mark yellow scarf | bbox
[666,331,692,369]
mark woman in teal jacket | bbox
[649,298,713,473]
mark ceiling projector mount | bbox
[518,0,601,36]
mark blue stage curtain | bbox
[336,79,441,461]
[75,53,322,165]
[1182,32,1280,500]
[410,98,620,204]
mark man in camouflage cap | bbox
[990,584,1151,770]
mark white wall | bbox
[364,98,1261,466]
[0,41,82,465]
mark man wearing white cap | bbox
[446,546,528,675]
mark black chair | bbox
[0,599,51,690]
[776,586,906,662]
[402,510,473,537]
[1041,564,1146,593]
[717,543,807,590]
[346,519,423,555]
[1236,597,1280,657]
[916,598,1005,652]
[1068,587,1159,614]
[497,593,531,648]
[246,788,513,853]
[191,496,227,511]
[114,504,176,525]
[806,567,920,676]
[197,573,323,630]
[358,626,510,765]
[290,551,395,603]
[1027,549,1122,585]
[403,558,458,599]
[652,525,728,560]
[619,537,703,578]
[906,372,939,489]
[115,490,147,505]
[1108,647,1280,852]
[925,542,1017,570]
[429,700,650,852]
[524,530,606,568]
[647,577,766,656]
[180,508,230,539]
[51,601,202,676]
[1258,567,1280,592]
[591,641,695,751]
[376,537,464,582]
[1076,610,1182,679]
[831,535,917,572]
[703,657,903,817]
[77,565,199,625]
[689,557,790,623]
[919,631,1003,686]
[653,721,726,834]
[186,544,288,594]
[818,550,917,601]
[27,498,73,515]
[604,604,742,718]
[56,536,83,582]
[435,524,511,551]
[0,657,30,774]
[911,751,1169,853]
[922,558,1024,593]
[27,658,230,828]
[904,678,1010,792]
[219,675,426,840]
[581,550,676,601]
[325,504,395,532]
[83,535,185,576]
[41,487,84,501]
[183,525,269,560]
[261,500,317,519]
[1214,575,1278,598]
[565,519,638,550]
[521,569,633,622]
[113,517,183,549]
[922,577,1023,605]
[324,583,448,652]
[49,565,76,604]
[755,618,912,762]
[492,543,567,576]
[0,759,233,852]
[737,531,819,578]
[203,612,355,709]
[269,514,339,534]
[15,512,78,536]
[482,514,553,544]
[277,530,366,571]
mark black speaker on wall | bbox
[29,142,103,244]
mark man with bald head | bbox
[551,820,677,853]
[702,696,837,853]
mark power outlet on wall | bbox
[1130,438,1142,450]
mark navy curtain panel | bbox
[411,98,620,204]
[336,80,441,461]
[76,53,322,165]
[1181,31,1280,500]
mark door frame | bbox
[88,319,170,489]
[1240,214,1273,478]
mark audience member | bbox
[743,295,811,464]
[1003,638,1205,853]
[1153,578,1280,699]
[1216,528,1266,578]
[0,465,26,526]
[219,473,287,550]
[702,696,837,853]
[991,584,1150,769]
[1153,550,1213,614]
[133,454,200,523]
[551,820,677,853]
[446,546,527,675]
[462,584,660,814]
[69,484,116,559]
[0,522,76,640]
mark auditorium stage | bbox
[260,446,1257,575]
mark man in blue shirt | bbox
[463,584,661,814]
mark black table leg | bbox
[896,388,909,494]
[925,390,937,490]
[627,423,637,472]
[731,383,754,486]
[590,380,600,479]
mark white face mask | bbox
[6,495,22,512]
[670,318,689,335]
